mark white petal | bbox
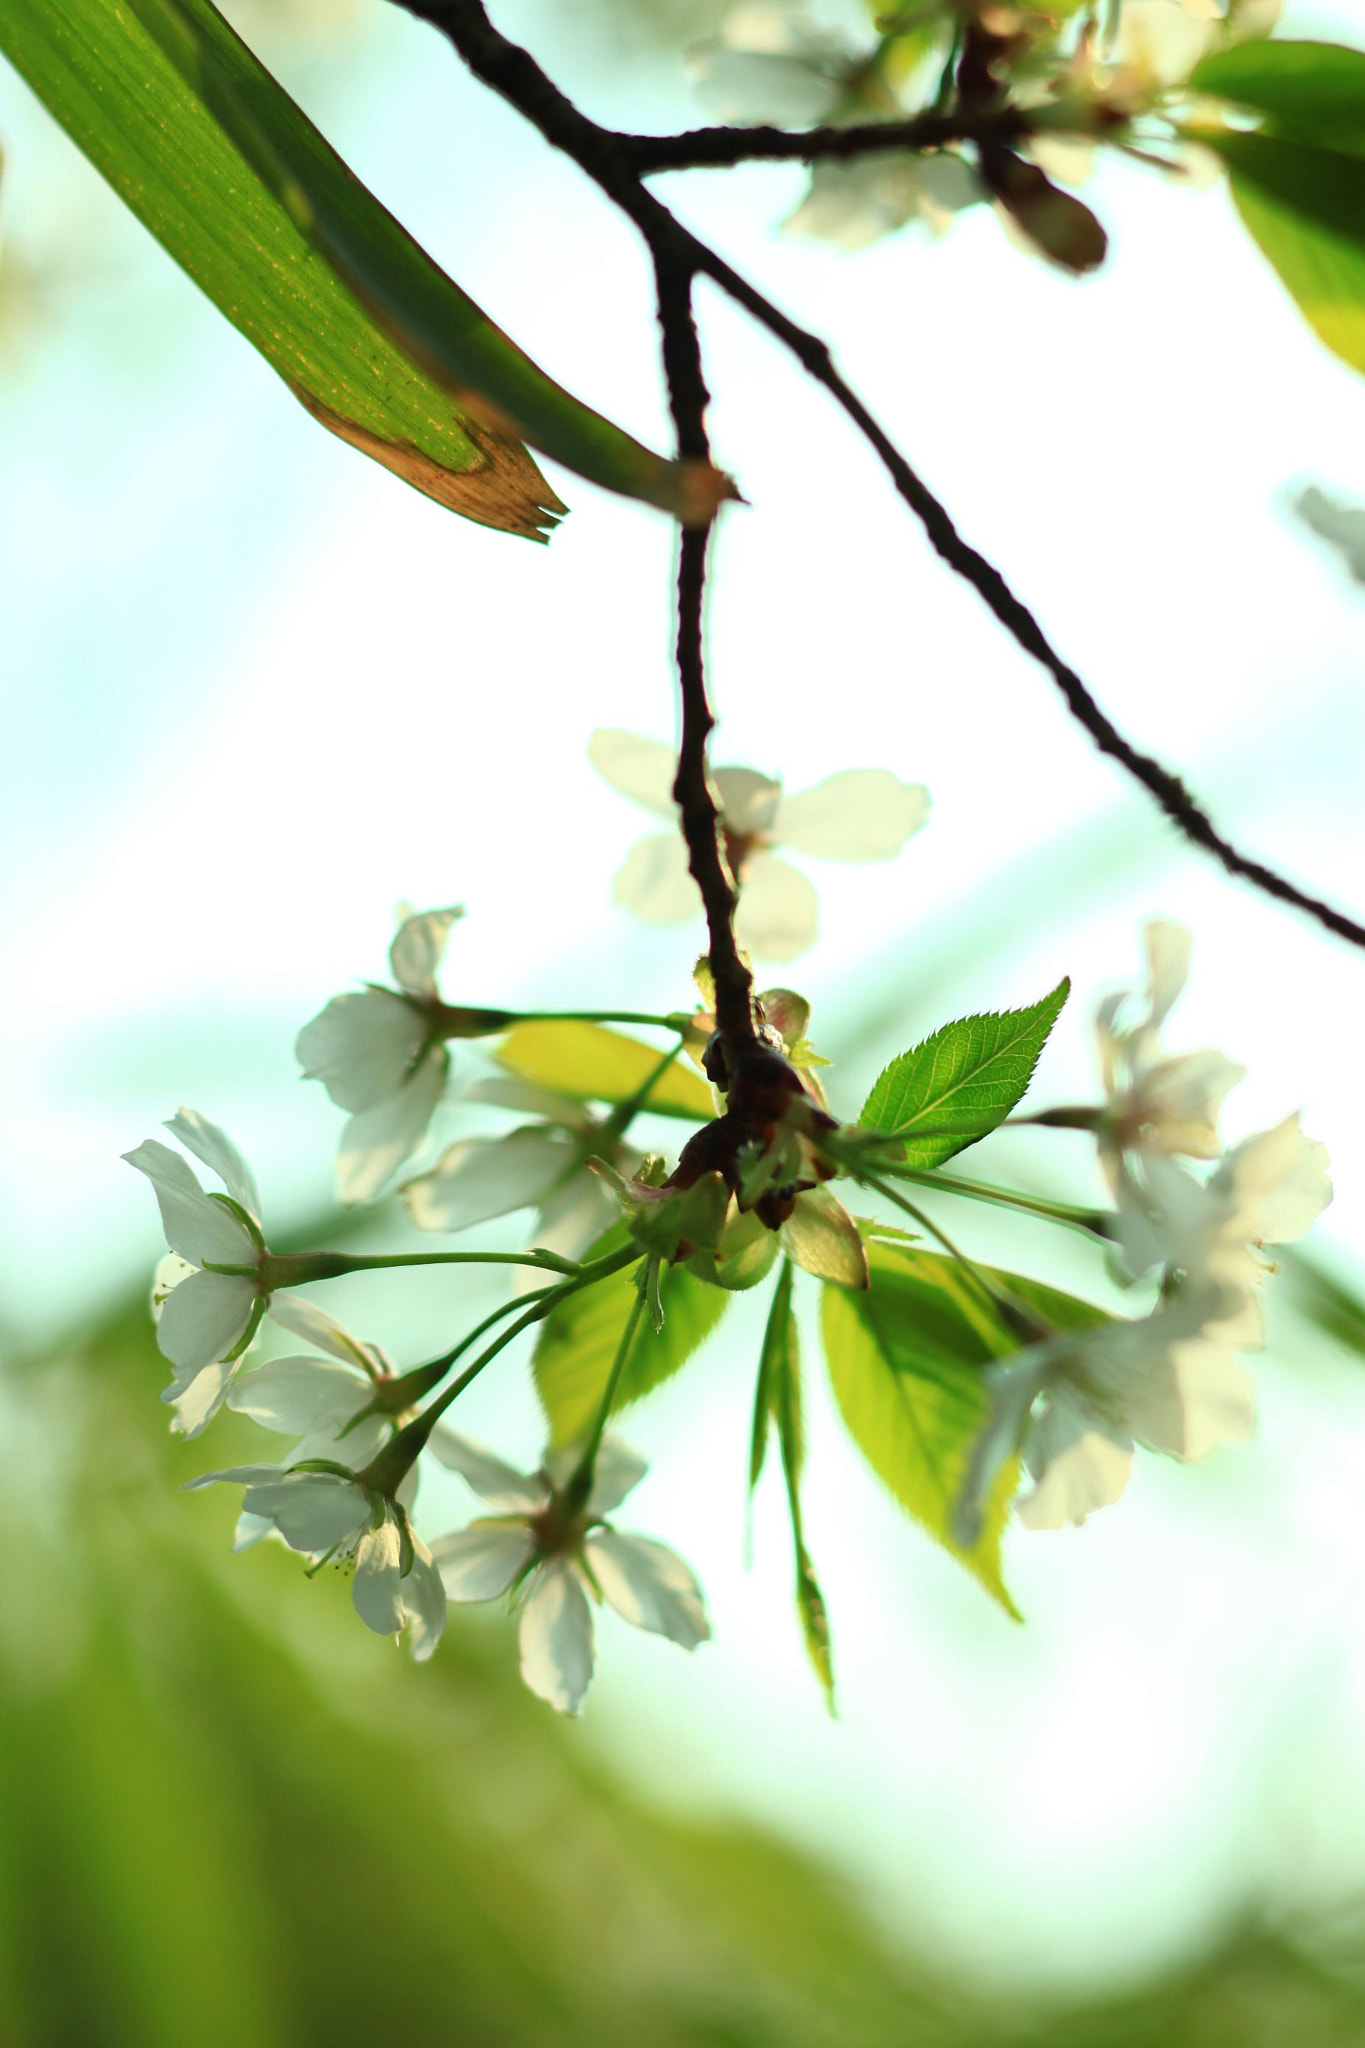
[786,155,925,251]
[584,1434,649,1517]
[1296,485,1365,583]
[733,852,818,963]
[431,1522,536,1600]
[403,1539,448,1662]
[404,1128,572,1235]
[532,1168,619,1268]
[156,1270,257,1376]
[267,1294,385,1373]
[1167,1337,1257,1460]
[124,1140,257,1267]
[238,1474,372,1555]
[461,1075,586,1125]
[290,1416,388,1469]
[151,1252,195,1321]
[518,1562,595,1715]
[296,990,429,1113]
[614,834,701,926]
[773,771,930,862]
[953,1345,1052,1547]
[164,1108,261,1220]
[1213,1113,1333,1245]
[232,1511,274,1552]
[1135,1049,1246,1156]
[167,1356,238,1439]
[1141,920,1192,1030]
[227,1355,371,1437]
[688,46,842,124]
[585,1530,710,1649]
[351,1513,405,1635]
[425,1426,547,1512]
[389,905,462,998]
[1017,1410,1133,1530]
[336,1043,448,1203]
[588,728,678,819]
[713,766,781,838]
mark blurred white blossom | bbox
[125,1108,269,1438]
[296,905,463,1203]
[430,1431,708,1715]
[787,150,982,251]
[590,728,929,962]
[1094,919,1246,1273]
[1295,485,1365,585]
[960,1096,1330,1536]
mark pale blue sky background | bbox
[4,0,1365,1993]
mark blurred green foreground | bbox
[3,1296,1365,2048]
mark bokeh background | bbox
[5,0,1365,2038]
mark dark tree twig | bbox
[391,0,1365,957]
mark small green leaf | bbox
[1198,130,1365,377]
[752,1262,834,1708]
[692,1205,781,1293]
[820,1237,1107,1615]
[534,1228,728,1444]
[495,1022,715,1124]
[778,1187,869,1289]
[858,979,1069,1171]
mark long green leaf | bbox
[1207,132,1365,377]
[0,0,720,533]
[858,979,1068,1171]
[762,1263,835,1708]
[1191,40,1365,153]
[820,1234,1107,1616]
[533,1227,730,1443]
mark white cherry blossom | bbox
[297,905,464,1203]
[188,1463,445,1660]
[589,728,929,962]
[402,1075,630,1272]
[429,1430,709,1715]
[227,1295,394,1471]
[125,1108,269,1438]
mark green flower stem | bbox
[371,1286,563,1412]
[360,1244,642,1494]
[560,1274,649,1517]
[883,1166,1113,1240]
[256,1247,580,1289]
[853,1168,1051,1344]
[513,1010,687,1030]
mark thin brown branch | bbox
[620,108,1026,175]
[389,0,1365,957]
[672,524,758,1047]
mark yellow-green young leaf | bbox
[0,0,722,532]
[778,1187,869,1289]
[495,1022,715,1123]
[1195,129,1365,376]
[534,1228,729,1444]
[859,980,1068,1171]
[820,1239,1108,1616]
